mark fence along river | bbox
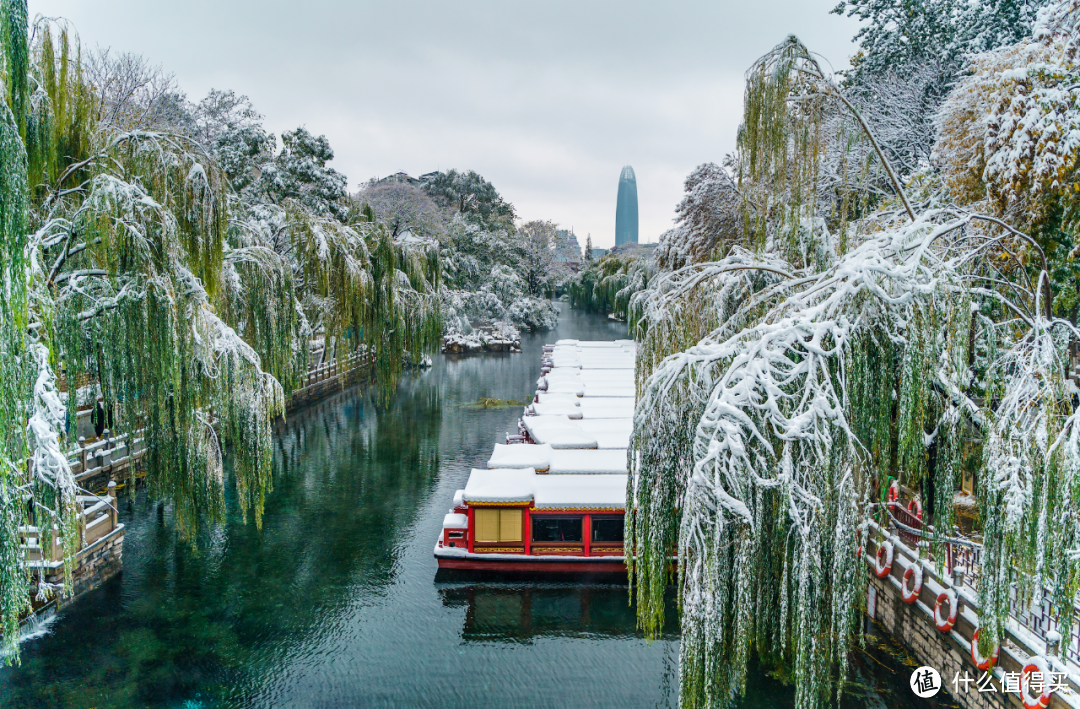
[0,304,927,708]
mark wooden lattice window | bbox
[474,508,522,542]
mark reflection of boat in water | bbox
[434,340,637,574]
[437,582,679,641]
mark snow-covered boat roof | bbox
[544,369,633,382]
[577,419,633,449]
[443,513,468,529]
[581,385,635,398]
[529,402,583,418]
[463,468,627,510]
[522,414,635,449]
[487,445,627,475]
[551,358,635,371]
[543,381,584,395]
[463,468,537,504]
[535,392,582,405]
[488,443,553,471]
[521,415,598,448]
[554,339,635,347]
[548,341,636,370]
[528,395,634,419]
[549,449,627,475]
[535,475,626,509]
[534,389,636,404]
[535,387,635,401]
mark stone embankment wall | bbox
[45,526,125,608]
[867,531,1078,708]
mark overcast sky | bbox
[29,1,862,248]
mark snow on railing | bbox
[69,429,146,482]
[868,520,1080,704]
[19,482,121,567]
[881,500,1080,675]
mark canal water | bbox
[0,304,939,709]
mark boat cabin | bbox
[438,467,627,570]
[435,339,636,574]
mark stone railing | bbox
[70,430,146,494]
[287,348,369,408]
[19,482,121,568]
[19,481,125,608]
[870,509,1080,707]
[885,499,1080,672]
[65,346,370,492]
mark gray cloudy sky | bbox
[29,1,862,247]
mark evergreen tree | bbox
[834,0,1052,89]
[421,169,515,231]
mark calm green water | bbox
[0,304,938,709]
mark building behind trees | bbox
[615,165,638,246]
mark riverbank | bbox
[0,305,933,709]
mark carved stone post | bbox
[108,480,118,529]
[51,524,61,562]
[1047,630,1062,658]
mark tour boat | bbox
[434,339,636,573]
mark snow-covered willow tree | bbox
[570,251,651,320]
[627,22,1080,709]
[0,3,442,659]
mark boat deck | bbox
[435,339,636,574]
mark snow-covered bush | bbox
[507,296,559,332]
[937,1,1080,214]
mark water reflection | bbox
[439,582,679,643]
[0,373,446,707]
[0,304,934,709]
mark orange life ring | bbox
[934,590,957,632]
[901,563,922,604]
[907,498,922,520]
[887,480,899,504]
[970,629,999,671]
[1020,656,1053,709]
[875,541,894,578]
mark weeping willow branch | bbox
[628,205,1080,709]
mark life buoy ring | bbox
[875,541,894,578]
[1020,656,1053,709]
[887,479,899,504]
[934,590,958,633]
[907,498,922,521]
[901,563,922,604]
[970,629,999,671]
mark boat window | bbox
[474,508,522,543]
[532,516,583,543]
[591,517,624,543]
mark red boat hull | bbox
[436,556,627,574]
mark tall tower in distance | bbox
[615,165,638,246]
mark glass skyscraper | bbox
[615,165,638,246]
